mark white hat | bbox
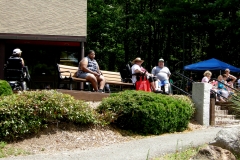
[225,68,230,72]
[132,57,144,64]
[13,48,22,55]
[158,58,164,62]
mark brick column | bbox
[192,82,212,126]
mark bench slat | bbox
[58,65,78,69]
[105,78,123,82]
[101,71,120,75]
[104,75,122,79]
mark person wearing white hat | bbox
[11,48,25,66]
[131,57,160,92]
[151,58,171,93]
[6,48,30,90]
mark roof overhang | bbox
[0,33,86,42]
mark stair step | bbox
[215,110,228,115]
[215,115,236,121]
[215,101,233,105]
[215,105,221,110]
[215,119,240,126]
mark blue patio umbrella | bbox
[184,58,240,73]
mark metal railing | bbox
[171,72,194,96]
[170,83,191,96]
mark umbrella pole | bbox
[181,70,185,92]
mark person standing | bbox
[77,50,106,92]
[151,58,171,93]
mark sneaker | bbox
[97,89,104,93]
[163,92,170,95]
[154,90,163,93]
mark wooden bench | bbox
[57,64,133,90]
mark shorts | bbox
[159,80,169,86]
[77,72,89,78]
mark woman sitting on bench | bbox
[77,50,106,93]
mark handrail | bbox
[171,83,191,96]
[174,72,195,83]
[170,72,193,96]
[210,89,228,101]
[171,71,194,96]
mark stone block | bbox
[192,82,212,126]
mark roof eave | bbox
[0,33,86,42]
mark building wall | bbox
[0,0,87,37]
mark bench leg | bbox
[69,80,73,90]
[57,80,61,89]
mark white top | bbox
[151,66,171,81]
[131,64,141,83]
[201,76,209,83]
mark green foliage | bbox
[97,90,194,135]
[228,92,240,118]
[0,90,98,141]
[155,144,206,160]
[87,0,240,79]
[0,80,13,97]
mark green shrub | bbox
[0,80,13,96]
[0,90,98,140]
[97,90,195,135]
[228,92,240,118]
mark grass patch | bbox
[153,144,205,160]
[0,141,29,158]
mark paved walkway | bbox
[2,125,238,160]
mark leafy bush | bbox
[97,90,194,135]
[0,80,13,96]
[0,90,97,140]
[228,92,240,118]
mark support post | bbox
[192,82,212,126]
[0,42,5,79]
[210,98,216,126]
[80,42,85,90]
